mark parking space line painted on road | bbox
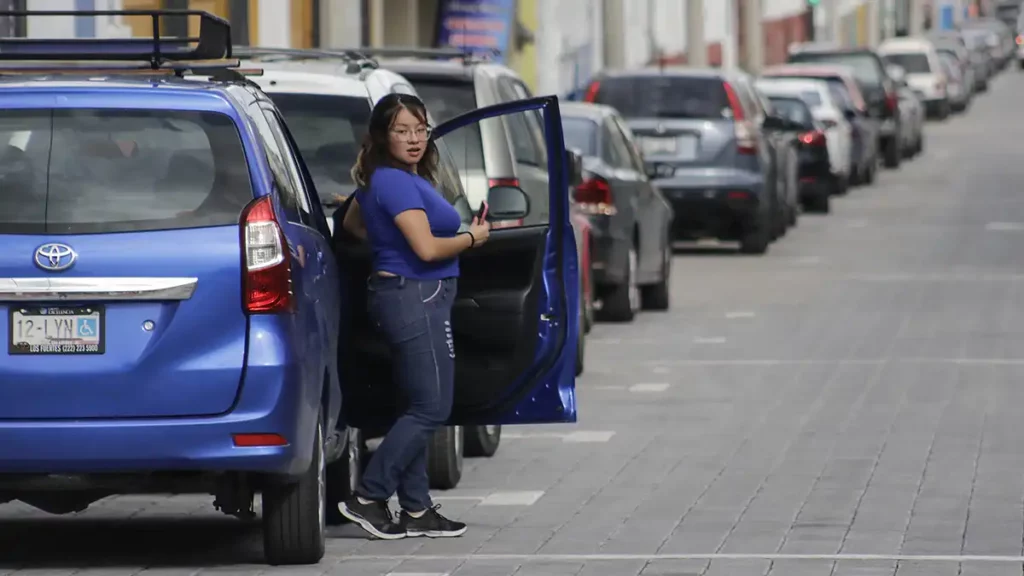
[479,491,545,506]
[387,573,450,576]
[647,357,1024,367]
[652,366,671,374]
[986,221,1024,231]
[354,553,1024,563]
[725,311,756,319]
[501,430,616,442]
[694,336,727,344]
[629,383,670,393]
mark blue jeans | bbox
[357,275,457,512]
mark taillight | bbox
[241,196,293,314]
[1016,35,1022,45]
[799,130,826,147]
[885,91,898,113]
[574,176,616,215]
[722,80,757,155]
[487,178,524,228]
[583,81,600,102]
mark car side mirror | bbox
[762,115,787,131]
[487,185,530,221]
[566,148,584,188]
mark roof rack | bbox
[234,46,377,73]
[0,10,232,68]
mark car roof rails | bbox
[0,9,261,83]
[235,46,378,74]
[352,46,502,64]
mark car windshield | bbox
[561,117,599,157]
[882,52,932,74]
[0,108,251,235]
[408,79,485,173]
[767,97,814,127]
[590,75,730,120]
[266,93,367,205]
[788,52,884,86]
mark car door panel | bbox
[336,96,577,429]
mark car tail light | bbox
[885,91,898,114]
[1016,35,1022,45]
[241,196,293,314]
[487,178,524,228]
[574,176,617,215]
[722,80,757,155]
[233,433,289,447]
[799,130,826,147]
[583,81,600,102]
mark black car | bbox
[765,95,832,214]
[787,44,902,170]
[559,101,675,322]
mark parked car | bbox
[885,65,926,158]
[960,17,1015,69]
[959,28,996,87]
[362,48,599,337]
[761,64,879,186]
[928,30,978,102]
[580,68,793,254]
[937,50,970,113]
[878,37,950,119]
[559,101,675,321]
[787,43,902,170]
[763,94,834,213]
[0,12,580,567]
[756,77,853,196]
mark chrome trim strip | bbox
[0,277,199,302]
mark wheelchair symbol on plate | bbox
[76,318,97,338]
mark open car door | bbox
[338,95,578,430]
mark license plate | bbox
[9,305,104,355]
[640,136,678,156]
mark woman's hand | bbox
[468,217,491,247]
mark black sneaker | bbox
[399,505,467,538]
[338,496,406,540]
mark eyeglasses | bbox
[390,126,432,141]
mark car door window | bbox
[612,116,646,173]
[248,103,303,224]
[265,107,332,238]
[496,79,544,167]
[260,106,315,227]
[603,118,634,170]
[509,79,548,158]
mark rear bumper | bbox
[0,316,317,477]
[655,169,765,241]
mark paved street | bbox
[5,73,1024,576]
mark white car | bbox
[755,77,853,194]
[878,37,950,119]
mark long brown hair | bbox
[350,93,439,188]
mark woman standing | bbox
[338,93,490,540]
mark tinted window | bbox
[409,79,485,172]
[767,97,814,127]
[800,90,823,106]
[0,109,251,235]
[592,76,730,120]
[788,52,884,85]
[561,117,599,157]
[882,52,932,73]
[267,93,367,204]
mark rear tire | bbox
[464,425,501,458]
[427,426,463,490]
[262,411,326,566]
[597,243,639,322]
[640,244,670,311]
[806,192,831,214]
[739,211,771,255]
[325,427,362,526]
[883,136,901,169]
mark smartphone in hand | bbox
[476,200,489,222]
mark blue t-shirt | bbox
[357,167,462,280]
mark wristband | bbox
[462,230,476,248]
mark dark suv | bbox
[787,44,902,169]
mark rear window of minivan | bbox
[590,76,730,120]
[0,108,251,235]
[882,52,932,74]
